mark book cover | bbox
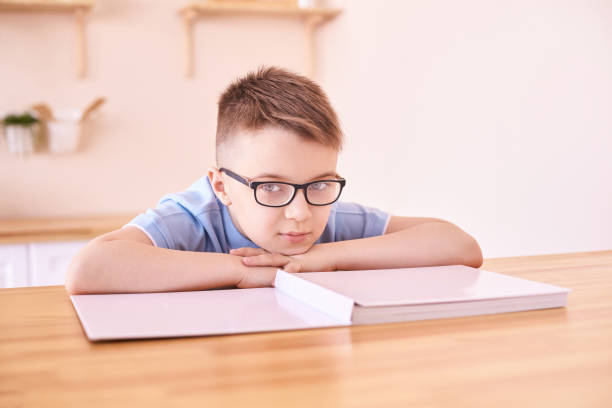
[70,265,571,341]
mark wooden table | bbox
[1,251,611,407]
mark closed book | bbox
[274,266,570,325]
[70,265,570,341]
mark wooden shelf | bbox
[179,1,340,17]
[0,0,93,11]
[0,0,94,78]
[178,1,341,77]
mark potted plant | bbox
[2,112,41,156]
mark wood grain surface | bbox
[1,251,611,407]
[0,215,134,244]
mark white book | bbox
[70,265,571,341]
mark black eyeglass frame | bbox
[219,167,346,208]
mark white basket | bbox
[46,109,83,153]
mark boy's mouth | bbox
[279,232,310,243]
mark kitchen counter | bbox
[0,215,135,244]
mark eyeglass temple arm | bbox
[219,168,251,187]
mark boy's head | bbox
[215,66,342,163]
[208,67,345,255]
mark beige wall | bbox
[1,0,610,258]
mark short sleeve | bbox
[124,176,231,253]
[126,200,208,251]
[319,202,391,243]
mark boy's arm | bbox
[65,226,277,294]
[320,216,483,270]
[233,216,483,272]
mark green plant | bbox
[2,112,39,127]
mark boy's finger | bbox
[230,247,267,256]
[229,247,251,255]
[283,262,301,273]
[243,253,288,267]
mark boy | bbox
[66,67,482,295]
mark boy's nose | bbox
[284,189,312,222]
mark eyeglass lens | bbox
[255,181,342,206]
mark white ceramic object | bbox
[4,124,38,156]
[46,109,83,153]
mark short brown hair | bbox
[216,67,343,162]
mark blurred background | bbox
[0,0,610,260]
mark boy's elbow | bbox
[438,222,483,268]
[461,239,483,268]
[65,255,86,295]
[65,248,97,295]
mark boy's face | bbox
[209,126,339,256]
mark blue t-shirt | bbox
[126,175,390,253]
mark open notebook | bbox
[70,265,571,341]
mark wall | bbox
[1,0,610,258]
[321,0,612,257]
[0,0,305,215]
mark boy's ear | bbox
[207,167,232,206]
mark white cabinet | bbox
[0,240,88,288]
[0,244,29,288]
[29,241,88,286]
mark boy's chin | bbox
[276,243,313,257]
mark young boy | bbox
[66,67,482,295]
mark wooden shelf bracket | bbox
[0,0,94,78]
[178,2,341,78]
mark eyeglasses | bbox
[219,168,346,207]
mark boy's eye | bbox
[309,182,329,191]
[260,183,283,193]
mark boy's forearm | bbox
[66,239,257,294]
[315,222,483,271]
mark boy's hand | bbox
[230,245,336,273]
[230,247,302,273]
[233,265,278,289]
